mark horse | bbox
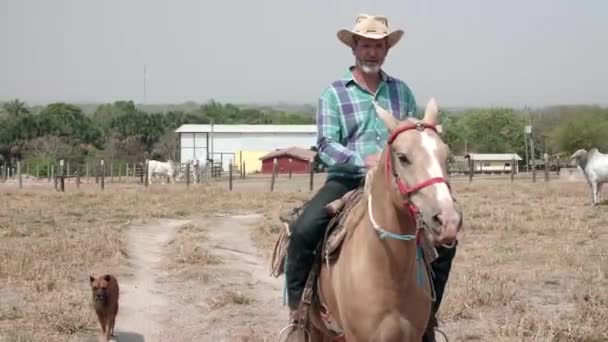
[276,98,463,342]
[570,148,608,206]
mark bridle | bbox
[385,121,452,220]
[369,120,453,246]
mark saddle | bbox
[269,187,365,279]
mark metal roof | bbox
[175,124,317,134]
[465,153,523,161]
[259,147,317,161]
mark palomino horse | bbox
[283,98,463,341]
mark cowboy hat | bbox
[337,14,404,48]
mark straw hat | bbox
[337,14,404,48]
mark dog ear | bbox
[104,275,111,282]
[89,275,95,284]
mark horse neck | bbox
[360,148,419,275]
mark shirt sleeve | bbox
[316,87,366,173]
[399,82,417,119]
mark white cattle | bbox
[145,159,180,184]
[570,148,608,206]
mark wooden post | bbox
[468,158,474,182]
[118,163,122,183]
[86,163,90,183]
[510,158,515,182]
[289,158,293,179]
[67,162,70,181]
[125,164,129,183]
[110,162,114,183]
[186,162,191,187]
[54,174,58,190]
[544,154,549,182]
[144,162,148,187]
[37,164,40,179]
[100,160,105,190]
[309,161,315,191]
[17,161,22,189]
[242,162,246,179]
[76,170,80,189]
[229,161,233,191]
[59,160,65,192]
[270,158,278,192]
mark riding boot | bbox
[422,242,458,342]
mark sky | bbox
[1,0,607,108]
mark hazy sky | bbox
[1,0,607,108]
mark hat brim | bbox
[337,29,404,48]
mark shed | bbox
[464,153,523,174]
[259,147,316,174]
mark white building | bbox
[175,124,317,171]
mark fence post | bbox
[309,161,314,191]
[47,162,51,182]
[242,162,246,179]
[270,158,277,192]
[76,170,80,189]
[144,162,148,187]
[51,164,55,182]
[544,154,549,182]
[229,161,233,191]
[17,161,22,189]
[67,162,70,182]
[100,160,105,190]
[468,158,474,182]
[288,158,293,179]
[59,160,65,192]
[510,158,515,182]
[186,162,191,187]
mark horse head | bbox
[373,98,463,247]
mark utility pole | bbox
[527,107,536,182]
[143,64,147,105]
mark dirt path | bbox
[160,213,288,341]
[106,214,287,342]
[113,218,190,342]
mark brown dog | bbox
[89,274,119,341]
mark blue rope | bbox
[416,246,424,287]
[376,228,416,241]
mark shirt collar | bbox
[342,66,394,85]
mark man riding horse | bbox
[284,14,458,341]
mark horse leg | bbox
[592,182,598,206]
[598,183,603,203]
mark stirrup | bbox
[434,327,449,342]
[277,320,311,342]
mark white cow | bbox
[145,159,180,184]
[570,148,608,206]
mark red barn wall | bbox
[261,157,311,174]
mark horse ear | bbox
[373,101,397,131]
[422,98,440,125]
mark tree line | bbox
[1,98,607,176]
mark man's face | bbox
[352,37,389,74]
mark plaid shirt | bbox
[316,67,417,180]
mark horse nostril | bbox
[432,213,442,225]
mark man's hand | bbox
[364,153,381,169]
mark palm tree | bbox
[2,99,30,117]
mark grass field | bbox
[0,175,606,341]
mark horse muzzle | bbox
[432,206,462,246]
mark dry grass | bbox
[1,177,607,341]
[0,183,304,342]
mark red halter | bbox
[384,122,451,220]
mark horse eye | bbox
[397,153,409,164]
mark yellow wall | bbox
[234,150,269,173]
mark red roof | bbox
[259,147,317,162]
